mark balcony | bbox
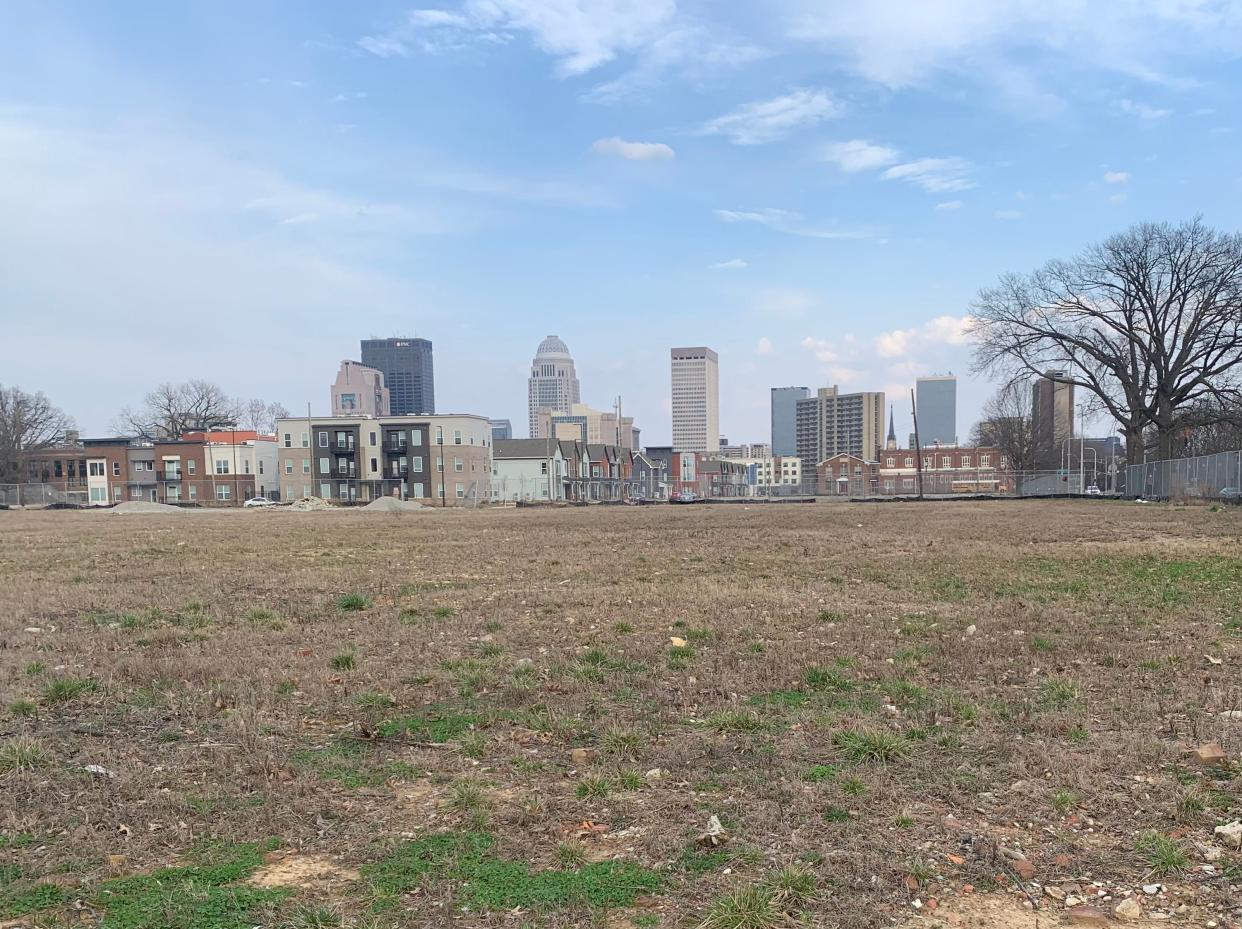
[160,471,182,482]
[336,465,357,479]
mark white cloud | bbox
[590,136,675,161]
[935,200,963,210]
[701,88,840,145]
[756,336,774,356]
[710,258,748,269]
[714,208,869,240]
[875,315,972,359]
[278,212,319,225]
[1118,98,1172,119]
[882,157,975,192]
[581,26,765,103]
[993,209,1023,220]
[1103,170,1130,184]
[822,139,899,172]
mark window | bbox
[411,429,423,446]
[302,459,310,474]
[411,483,424,498]
[980,454,991,467]
[301,432,309,448]
[320,483,331,498]
[339,393,357,410]
[167,486,181,501]
[318,431,328,448]
[453,430,462,445]
[435,426,443,444]
[339,482,348,498]
[258,461,264,475]
[455,483,465,498]
[215,459,230,474]
[412,456,423,473]
[113,486,122,501]
[454,457,463,472]
[903,478,914,489]
[303,485,310,498]
[242,460,250,475]
[319,457,329,474]
[999,456,1009,468]
[284,460,293,474]
[886,457,895,468]
[436,457,443,472]
[961,455,971,468]
[112,461,120,476]
[53,460,63,478]
[188,460,196,474]
[216,485,231,501]
[370,457,378,473]
[904,457,913,468]
[369,432,376,446]
[941,455,951,469]
[131,487,140,498]
[89,461,105,477]
[283,433,292,448]
[540,461,548,475]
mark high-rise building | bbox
[528,336,581,437]
[770,386,809,456]
[795,386,885,463]
[1032,370,1075,468]
[916,375,957,446]
[360,338,435,415]
[670,346,719,453]
[331,361,390,417]
[489,419,513,442]
[535,402,639,450]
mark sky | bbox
[2,1,1241,445]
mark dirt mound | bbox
[362,496,425,513]
[249,853,360,889]
[110,501,184,515]
[289,496,331,511]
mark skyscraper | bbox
[795,386,885,463]
[360,338,435,415]
[916,375,957,445]
[770,386,809,456]
[670,346,719,453]
[527,335,581,438]
[1032,370,1074,468]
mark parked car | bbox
[243,496,274,507]
[1220,487,1240,501]
[1085,484,1102,496]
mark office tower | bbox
[770,386,809,456]
[528,335,581,438]
[331,361,390,417]
[795,386,885,463]
[1032,370,1075,468]
[489,419,513,442]
[360,338,435,415]
[670,347,719,453]
[915,375,957,445]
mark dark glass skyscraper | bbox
[360,338,435,415]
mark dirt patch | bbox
[249,853,360,889]
[109,500,184,514]
[896,894,1043,929]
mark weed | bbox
[23,662,45,676]
[895,813,915,828]
[478,642,504,659]
[449,779,489,814]
[706,710,763,733]
[1037,677,1080,709]
[576,775,612,799]
[832,729,907,764]
[353,691,395,710]
[616,769,644,790]
[244,607,282,628]
[1030,635,1055,652]
[823,807,850,823]
[600,727,643,760]
[7,700,35,718]
[805,764,838,783]
[378,706,480,743]
[667,645,694,670]
[275,680,297,696]
[41,676,98,705]
[1136,832,1189,874]
[613,621,634,634]
[679,846,733,874]
[818,609,846,623]
[433,606,454,620]
[1066,724,1090,744]
[555,842,586,870]
[335,593,371,612]
[1176,789,1206,818]
[840,776,867,796]
[700,885,782,929]
[280,903,343,928]
[330,651,356,671]
[765,865,817,909]
[0,736,48,778]
[906,859,935,882]
[458,733,487,759]
[1052,789,1076,814]
[804,666,853,691]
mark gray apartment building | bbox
[915,375,957,446]
[795,386,885,464]
[360,337,435,415]
[770,386,808,457]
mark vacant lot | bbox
[1,501,1240,929]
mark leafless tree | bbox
[971,218,1242,464]
[116,380,239,438]
[969,380,1040,473]
[0,385,75,484]
[1166,398,1242,457]
[237,398,290,434]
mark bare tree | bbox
[0,385,75,484]
[969,380,1040,473]
[971,218,1242,464]
[236,398,290,435]
[116,380,239,438]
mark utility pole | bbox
[911,389,925,500]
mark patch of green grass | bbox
[377,707,480,743]
[706,710,763,733]
[613,621,634,634]
[244,607,283,628]
[699,884,782,929]
[822,807,850,823]
[678,846,733,874]
[280,903,342,928]
[817,609,846,623]
[275,680,297,696]
[0,736,48,777]
[749,689,811,709]
[433,606,455,620]
[832,728,907,764]
[600,727,643,760]
[616,769,644,790]
[7,700,36,718]
[363,832,661,913]
[41,676,99,705]
[0,834,34,850]
[667,645,694,670]
[1224,616,1242,637]
[1052,789,1076,814]
[335,593,372,612]
[880,679,928,710]
[329,650,356,671]
[0,883,67,920]
[353,691,395,710]
[840,776,867,796]
[805,764,838,783]
[765,865,817,910]
[1136,832,1189,875]
[23,662,45,676]
[292,741,417,789]
[576,775,612,799]
[1037,677,1080,709]
[804,666,853,691]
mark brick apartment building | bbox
[877,444,1011,495]
[816,454,879,495]
[276,413,491,505]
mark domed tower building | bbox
[527,335,581,438]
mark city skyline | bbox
[3,3,1232,444]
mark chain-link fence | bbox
[0,483,88,507]
[1125,449,1242,501]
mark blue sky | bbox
[2,1,1241,444]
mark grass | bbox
[699,885,783,929]
[329,650,356,671]
[3,502,1241,928]
[0,736,48,777]
[335,593,372,612]
[1136,832,1189,874]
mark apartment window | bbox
[454,457,463,472]
[188,485,196,499]
[243,460,251,474]
[319,457,329,474]
[131,487,141,498]
[167,486,181,501]
[904,457,913,468]
[854,465,862,475]
[258,461,264,475]
[113,486,121,501]
[540,462,548,475]
[436,457,443,472]
[339,482,349,498]
[301,432,309,448]
[284,460,293,475]
[438,485,445,498]
[455,483,465,498]
[435,426,443,444]
[319,483,331,498]
[453,430,462,445]
[370,457,378,473]
[216,485,231,501]
[303,485,310,498]
[903,478,914,489]
[112,461,120,476]
[886,457,895,468]
[884,480,895,491]
[1000,456,1009,468]
[411,429,423,446]
[215,459,230,474]
[980,455,991,467]
[339,393,357,410]
[283,433,292,448]
[369,432,376,446]
[89,461,105,477]
[941,455,951,469]
[302,459,310,474]
[961,455,971,468]
[318,431,328,448]
[412,456,423,473]
[187,460,196,474]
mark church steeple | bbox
[886,405,897,450]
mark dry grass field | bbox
[1,501,1240,929]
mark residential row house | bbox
[275,413,491,505]
[642,448,747,499]
[739,455,805,494]
[491,438,658,502]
